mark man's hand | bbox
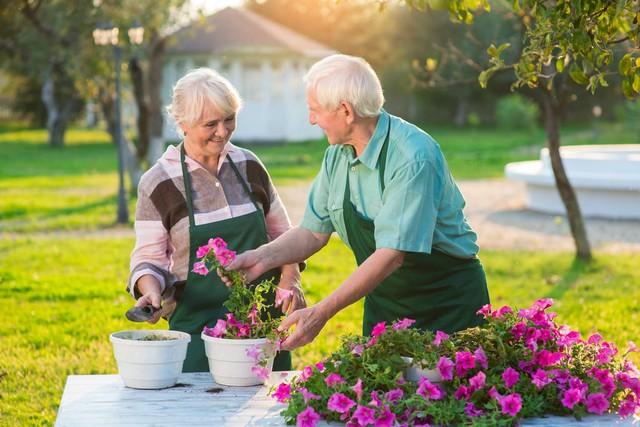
[277,305,329,350]
[217,249,269,287]
[134,291,163,324]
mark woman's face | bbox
[182,102,237,159]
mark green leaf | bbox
[619,54,632,76]
[633,74,640,94]
[478,69,494,88]
[569,63,588,85]
[556,58,565,73]
[622,79,634,99]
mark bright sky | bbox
[189,0,245,14]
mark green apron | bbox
[169,145,291,372]
[343,122,490,336]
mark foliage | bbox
[496,93,540,132]
[275,300,640,426]
[475,0,640,98]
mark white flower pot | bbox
[201,333,275,386]
[110,330,190,389]
[401,356,443,383]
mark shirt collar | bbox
[356,110,390,170]
[162,141,234,174]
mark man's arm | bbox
[278,247,405,350]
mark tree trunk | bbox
[541,87,592,261]
[41,63,63,148]
[146,35,167,166]
[454,95,469,128]
[129,56,150,162]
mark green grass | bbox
[2,124,636,233]
[0,236,639,426]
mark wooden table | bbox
[55,373,636,426]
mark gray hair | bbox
[303,54,384,118]
[166,68,242,134]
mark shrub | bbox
[496,93,540,132]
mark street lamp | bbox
[93,22,144,224]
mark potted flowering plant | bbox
[193,237,289,386]
[272,299,640,426]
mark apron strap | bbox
[180,144,196,229]
[378,118,391,194]
[226,154,261,212]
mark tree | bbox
[402,0,640,261]
[0,0,95,147]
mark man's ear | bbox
[340,101,356,125]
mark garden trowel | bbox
[125,304,161,322]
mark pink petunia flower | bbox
[325,373,346,387]
[352,405,376,425]
[502,367,520,389]
[465,402,484,417]
[352,344,364,356]
[374,406,396,427]
[432,330,449,346]
[207,319,227,338]
[248,304,258,326]
[474,347,489,370]
[208,237,227,251]
[251,365,269,381]
[477,303,492,317]
[385,388,404,403]
[469,371,486,392]
[196,244,210,259]
[192,261,209,276]
[296,406,321,427]
[299,387,321,404]
[327,392,356,414]
[351,378,363,400]
[588,333,603,345]
[369,391,382,407]
[299,366,314,382]
[455,351,476,377]
[245,344,262,362]
[586,393,609,415]
[392,318,416,330]
[275,287,293,307]
[531,369,552,389]
[437,356,454,381]
[417,377,444,400]
[454,385,470,400]
[560,387,583,409]
[495,305,514,318]
[499,393,522,417]
[618,394,637,418]
[535,349,564,367]
[215,248,236,267]
[315,362,325,372]
[272,382,291,402]
[371,322,387,337]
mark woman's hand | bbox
[276,265,306,314]
[277,305,329,351]
[134,291,163,324]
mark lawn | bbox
[1,124,639,425]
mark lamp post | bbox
[93,21,144,224]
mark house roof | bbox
[167,7,335,58]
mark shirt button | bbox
[215,182,220,188]
[351,166,356,172]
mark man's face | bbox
[306,89,348,146]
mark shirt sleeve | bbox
[300,151,335,234]
[374,160,441,253]
[128,184,172,299]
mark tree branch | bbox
[20,0,72,47]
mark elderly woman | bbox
[223,54,490,350]
[127,68,304,372]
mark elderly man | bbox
[223,54,490,350]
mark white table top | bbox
[55,374,637,426]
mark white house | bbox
[163,7,336,142]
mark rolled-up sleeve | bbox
[374,160,441,253]
[128,185,171,298]
[301,154,335,234]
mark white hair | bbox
[303,54,384,118]
[166,68,242,134]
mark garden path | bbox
[277,179,640,253]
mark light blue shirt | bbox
[301,110,479,257]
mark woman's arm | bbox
[277,247,405,350]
